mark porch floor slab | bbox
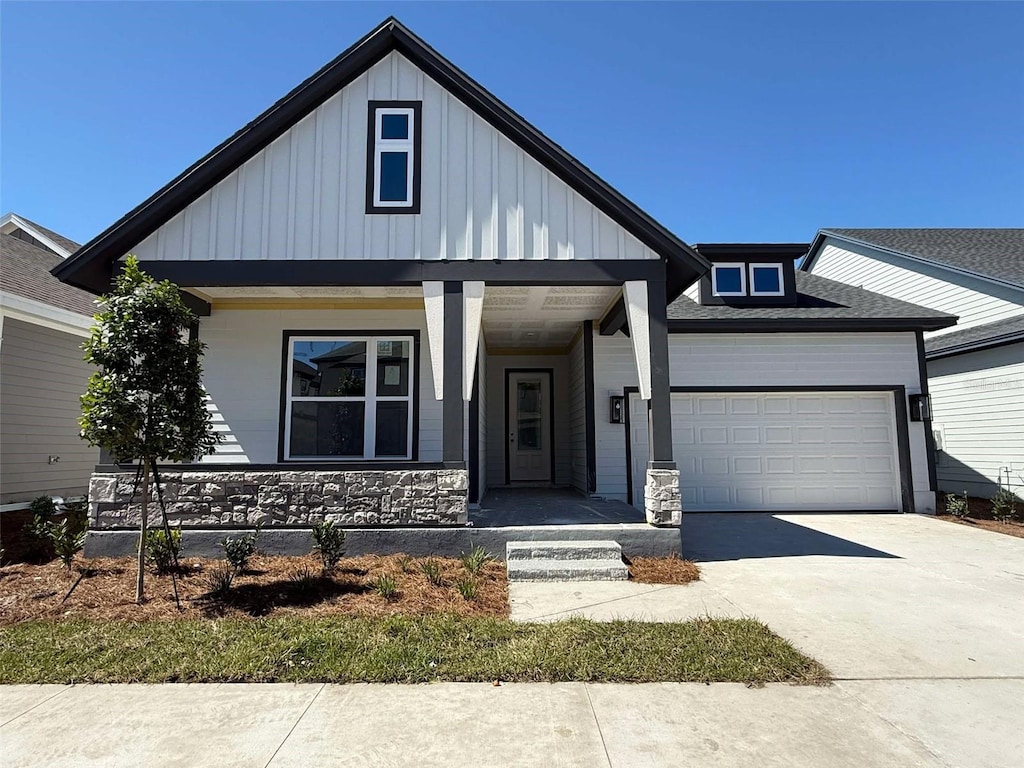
[472,487,645,527]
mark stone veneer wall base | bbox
[644,468,682,527]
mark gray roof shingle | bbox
[11,215,82,256]
[668,271,957,330]
[925,315,1024,358]
[1,233,98,317]
[821,229,1024,288]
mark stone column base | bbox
[644,468,682,527]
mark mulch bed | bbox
[0,554,508,625]
[936,494,1024,540]
[627,555,700,584]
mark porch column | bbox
[442,281,464,463]
[624,279,681,527]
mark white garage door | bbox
[630,391,902,512]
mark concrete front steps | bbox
[506,540,629,582]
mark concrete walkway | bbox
[3,514,1022,766]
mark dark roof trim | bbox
[802,230,1024,292]
[926,330,1024,360]
[53,17,709,293]
[667,317,957,334]
[693,243,809,260]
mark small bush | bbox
[25,496,58,558]
[460,545,493,574]
[289,566,320,595]
[204,564,234,597]
[421,559,443,586]
[991,488,1021,523]
[47,518,86,573]
[145,527,182,574]
[374,573,398,600]
[397,555,414,573]
[61,499,88,536]
[945,492,969,519]
[222,527,260,572]
[456,577,478,601]
[311,520,346,572]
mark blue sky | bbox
[2,2,1022,247]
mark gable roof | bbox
[803,228,1024,289]
[0,212,80,258]
[667,270,957,332]
[52,17,709,294]
[1,232,96,317]
[925,315,1024,359]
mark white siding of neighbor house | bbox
[591,329,931,508]
[131,52,659,265]
[484,353,571,488]
[197,308,441,464]
[929,343,1024,498]
[809,240,1024,337]
[567,329,588,494]
[0,318,99,503]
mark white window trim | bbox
[749,263,785,297]
[372,107,415,208]
[284,335,414,461]
[711,263,747,297]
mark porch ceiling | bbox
[482,285,619,349]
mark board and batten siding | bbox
[131,52,659,265]
[809,240,1024,337]
[591,329,932,509]
[197,308,441,464]
[567,329,588,494]
[0,318,98,503]
[928,343,1024,497]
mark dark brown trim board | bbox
[468,356,480,504]
[582,321,597,493]
[668,317,957,334]
[277,329,422,463]
[442,282,464,463]
[623,385,916,514]
[916,331,938,493]
[503,368,556,486]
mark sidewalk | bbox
[0,681,966,767]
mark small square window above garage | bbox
[695,245,806,307]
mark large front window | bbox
[285,335,414,460]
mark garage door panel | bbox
[631,390,901,512]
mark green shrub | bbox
[945,492,969,519]
[460,545,493,574]
[374,573,398,600]
[991,488,1021,523]
[25,496,58,558]
[421,559,443,586]
[397,555,414,573]
[47,518,86,573]
[145,527,182,574]
[311,520,346,572]
[456,577,478,601]
[221,527,260,572]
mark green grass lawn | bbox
[0,615,828,685]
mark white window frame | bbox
[284,335,415,461]
[748,263,785,297]
[711,263,747,297]
[372,107,416,208]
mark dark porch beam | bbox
[181,290,212,317]
[647,280,674,465]
[442,281,464,463]
[599,296,629,337]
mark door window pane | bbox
[375,401,409,457]
[517,381,542,450]
[290,401,365,457]
[376,340,410,396]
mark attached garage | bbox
[629,388,911,512]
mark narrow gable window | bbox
[711,263,746,297]
[749,263,784,296]
[366,101,421,213]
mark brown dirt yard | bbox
[936,494,1024,540]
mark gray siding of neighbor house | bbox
[568,330,588,494]
[929,342,1024,498]
[0,318,97,503]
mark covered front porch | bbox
[471,487,644,527]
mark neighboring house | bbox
[803,229,1024,498]
[0,213,98,505]
[52,18,954,551]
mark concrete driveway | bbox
[510,513,1024,767]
